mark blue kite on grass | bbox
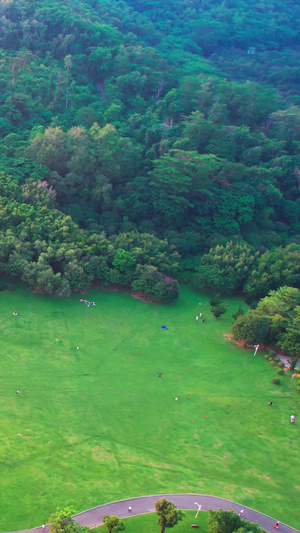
[161,325,168,330]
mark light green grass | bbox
[96,510,208,533]
[0,286,299,531]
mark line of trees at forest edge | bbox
[199,243,300,360]
[1,168,300,303]
[0,174,180,302]
[193,241,300,300]
[232,286,300,362]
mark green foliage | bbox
[209,294,222,307]
[232,311,269,346]
[211,304,226,319]
[269,350,277,357]
[103,516,125,533]
[155,499,184,533]
[209,293,226,319]
[112,249,137,274]
[131,266,180,303]
[208,509,266,533]
[272,378,281,385]
[244,246,300,299]
[232,286,300,357]
[196,242,258,293]
[0,0,300,300]
[48,508,89,533]
[0,174,179,301]
[232,306,244,321]
[208,510,242,533]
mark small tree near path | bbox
[208,509,242,533]
[155,498,184,533]
[103,515,125,533]
[48,508,89,533]
[208,509,265,533]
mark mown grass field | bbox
[0,286,299,531]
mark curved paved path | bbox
[10,494,299,533]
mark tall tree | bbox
[48,508,88,533]
[155,498,184,533]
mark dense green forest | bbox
[0,0,300,301]
[232,285,300,362]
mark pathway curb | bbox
[8,494,299,533]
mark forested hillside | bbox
[126,0,300,101]
[0,0,300,299]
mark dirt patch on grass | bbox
[97,283,156,303]
[224,336,299,366]
[31,287,45,294]
[130,291,156,303]
[257,474,275,485]
[224,334,245,347]
[213,441,224,449]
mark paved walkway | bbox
[11,494,299,533]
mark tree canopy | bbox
[0,0,300,302]
[155,498,184,533]
[232,286,300,357]
[208,510,266,533]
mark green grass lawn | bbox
[96,510,208,533]
[0,286,299,531]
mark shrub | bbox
[211,303,226,318]
[0,278,13,291]
[270,361,277,366]
[263,355,269,360]
[131,268,180,303]
[272,378,281,385]
[277,362,284,368]
[276,369,284,375]
[269,350,277,356]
